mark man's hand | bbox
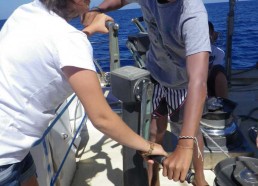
[162,145,193,182]
[82,13,113,36]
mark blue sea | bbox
[1,1,257,71]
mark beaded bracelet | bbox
[178,135,196,141]
[178,135,203,161]
[141,141,154,157]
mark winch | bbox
[200,97,254,169]
[214,156,258,186]
[201,97,241,150]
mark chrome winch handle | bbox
[148,155,195,184]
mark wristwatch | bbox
[90,6,104,13]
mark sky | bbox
[0,0,252,20]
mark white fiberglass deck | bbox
[71,120,216,186]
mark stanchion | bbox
[111,66,152,186]
[122,102,148,186]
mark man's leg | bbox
[148,116,168,186]
[147,80,168,186]
[208,65,228,98]
[214,71,228,98]
[192,129,209,186]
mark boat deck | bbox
[71,68,258,186]
[71,120,218,186]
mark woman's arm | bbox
[62,66,167,156]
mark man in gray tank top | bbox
[83,0,211,185]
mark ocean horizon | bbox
[1,1,257,70]
[74,0,258,71]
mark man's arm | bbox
[181,51,209,142]
[97,0,130,11]
[162,51,209,182]
[82,0,131,27]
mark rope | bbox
[50,113,87,186]
[200,127,231,158]
[31,93,87,186]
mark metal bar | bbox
[140,80,153,140]
[225,0,236,86]
[111,66,151,186]
[126,40,146,69]
[131,17,146,33]
[121,102,149,186]
[106,21,120,71]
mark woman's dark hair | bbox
[208,21,214,33]
[40,0,71,19]
[208,21,218,44]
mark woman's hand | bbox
[140,142,168,164]
[82,13,113,36]
[81,11,100,27]
[152,143,168,157]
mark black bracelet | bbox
[90,6,104,13]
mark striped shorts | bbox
[151,80,187,122]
